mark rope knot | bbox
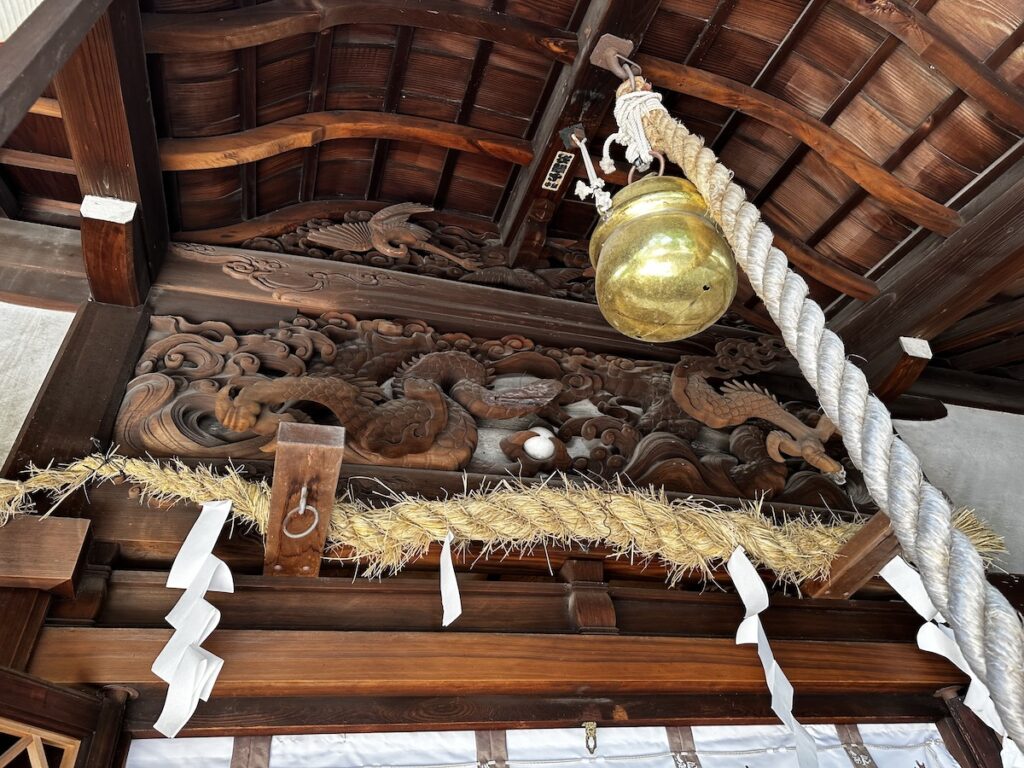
[602,87,666,174]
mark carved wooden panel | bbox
[114,312,872,508]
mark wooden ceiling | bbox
[2,0,1024,395]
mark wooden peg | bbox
[264,423,345,577]
[806,512,901,599]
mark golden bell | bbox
[589,175,737,342]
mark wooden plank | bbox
[0,149,76,175]
[2,302,150,478]
[769,224,878,301]
[684,0,738,67]
[160,111,533,171]
[0,518,90,598]
[124,691,946,738]
[365,26,412,201]
[0,669,100,740]
[806,513,900,599]
[28,98,62,119]
[934,297,1024,354]
[830,158,1024,390]
[142,0,576,62]
[635,54,961,237]
[53,0,169,279]
[230,737,272,768]
[0,589,51,671]
[28,627,966,697]
[79,196,148,306]
[0,0,112,147]
[298,28,335,203]
[0,219,89,311]
[81,688,130,768]
[0,737,31,768]
[911,366,1024,416]
[833,0,1024,133]
[949,335,1024,372]
[500,0,662,265]
[936,689,1003,768]
[265,424,345,576]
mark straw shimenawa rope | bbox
[599,75,1024,747]
[0,454,1003,584]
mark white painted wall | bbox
[0,0,44,40]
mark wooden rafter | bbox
[949,336,1024,373]
[159,112,533,170]
[833,0,1024,134]
[711,0,829,153]
[366,27,413,201]
[299,28,335,203]
[142,0,576,63]
[239,47,259,220]
[636,54,962,236]
[0,0,112,146]
[54,0,169,285]
[934,296,1024,354]
[806,20,1024,248]
[684,0,738,67]
[0,148,76,175]
[830,157,1024,395]
[500,0,661,265]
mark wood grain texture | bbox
[29,627,965,696]
[54,0,169,278]
[831,158,1024,387]
[934,297,1024,353]
[160,111,533,170]
[806,513,900,599]
[0,149,76,175]
[0,589,51,671]
[0,0,111,146]
[0,518,90,598]
[264,423,345,576]
[833,0,1024,134]
[123,691,947,738]
[500,0,662,262]
[80,199,148,306]
[1,302,150,478]
[949,335,1024,372]
[636,53,962,236]
[142,0,577,62]
[769,224,879,300]
[0,669,101,740]
[0,219,89,311]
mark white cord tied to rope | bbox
[571,134,613,217]
[601,88,664,174]
[601,77,1024,749]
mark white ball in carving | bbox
[523,427,556,461]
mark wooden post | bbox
[806,513,901,599]
[559,558,617,634]
[936,687,1003,768]
[264,423,345,577]
[874,337,933,402]
[80,196,149,306]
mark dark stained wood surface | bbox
[637,53,961,236]
[1,301,150,478]
[0,219,89,311]
[53,0,168,279]
[0,517,90,598]
[806,513,900,599]
[142,0,577,63]
[159,111,534,170]
[935,297,1024,354]
[29,627,966,696]
[0,589,51,671]
[79,198,148,306]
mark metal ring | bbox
[282,503,319,539]
[626,151,666,185]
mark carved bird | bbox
[305,203,480,271]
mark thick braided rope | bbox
[630,96,1024,746]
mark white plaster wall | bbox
[0,302,73,467]
[0,0,44,40]
[895,405,1024,573]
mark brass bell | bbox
[589,175,738,342]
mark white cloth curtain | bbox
[126,723,960,768]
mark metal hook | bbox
[626,151,666,185]
[613,53,642,91]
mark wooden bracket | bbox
[80,195,149,306]
[806,512,901,599]
[264,423,345,577]
[559,558,617,634]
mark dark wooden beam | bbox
[79,196,149,306]
[239,47,259,220]
[142,0,577,62]
[0,517,90,598]
[125,691,947,738]
[29,627,965,697]
[684,0,738,67]
[637,54,961,237]
[710,0,828,153]
[1,301,150,478]
[160,111,533,170]
[299,28,335,203]
[54,0,169,282]
[0,219,89,311]
[0,589,51,671]
[830,158,1024,393]
[0,170,19,219]
[936,689,1003,768]
[0,0,112,147]
[806,513,900,599]
[806,25,1022,249]
[934,297,1024,353]
[0,668,103,741]
[366,26,413,201]
[833,0,1024,133]
[910,366,1024,416]
[949,335,1024,372]
[500,0,661,265]
[0,148,77,175]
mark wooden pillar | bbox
[559,558,617,633]
[80,196,149,306]
[264,423,346,577]
[806,513,900,599]
[936,687,1003,768]
[54,0,168,295]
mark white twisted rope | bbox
[605,79,1024,749]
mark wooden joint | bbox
[560,558,617,634]
[264,423,345,577]
[80,195,149,306]
[806,513,900,599]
